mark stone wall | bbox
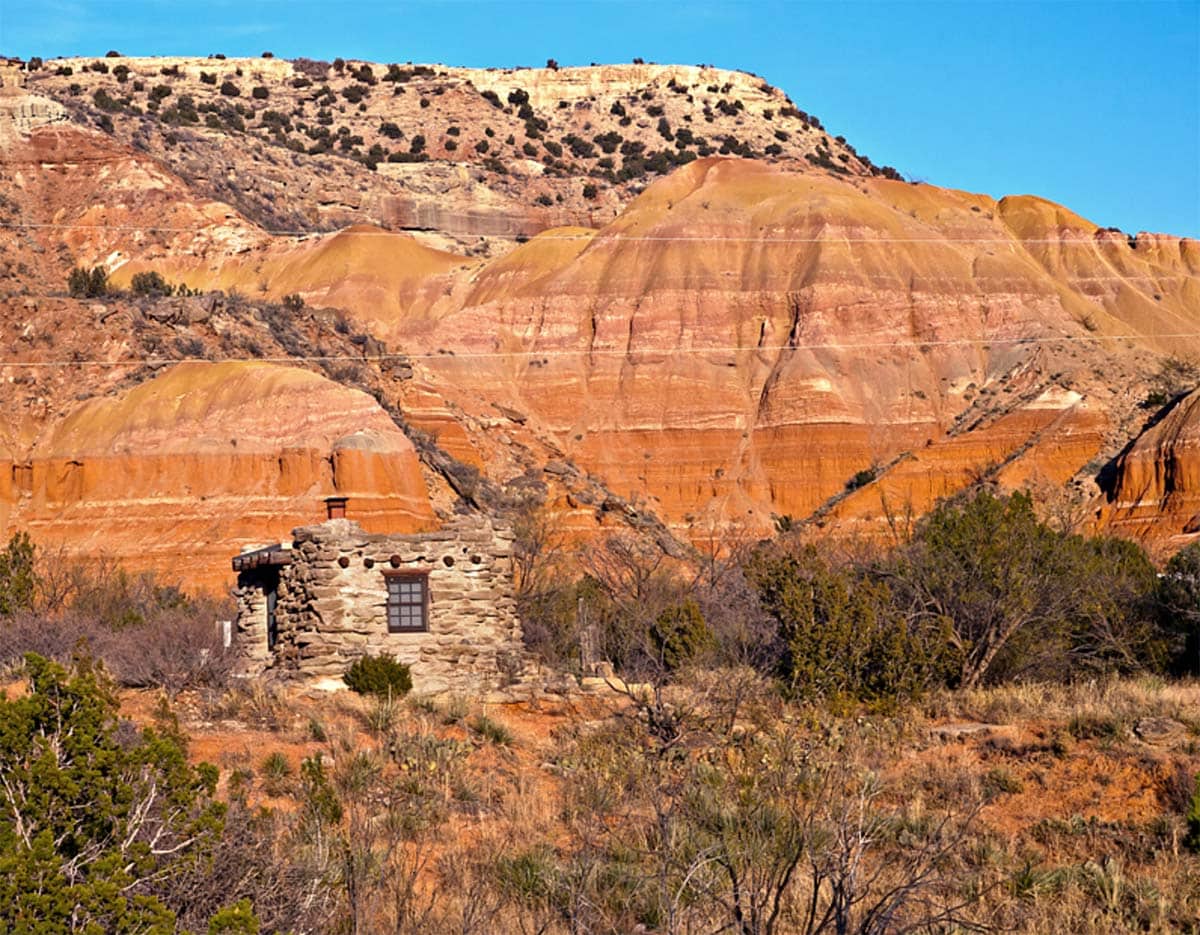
[234,514,524,693]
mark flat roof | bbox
[232,543,294,572]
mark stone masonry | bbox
[233,511,525,694]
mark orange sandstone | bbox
[6,362,435,592]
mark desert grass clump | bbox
[984,765,1025,797]
[226,766,255,797]
[470,714,514,746]
[306,716,327,743]
[1067,711,1129,743]
[406,694,439,717]
[925,676,1200,730]
[1185,772,1200,852]
[205,681,290,731]
[260,751,293,796]
[363,690,402,739]
[440,693,471,725]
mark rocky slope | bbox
[1102,387,1200,552]
[399,161,1197,541]
[111,155,1198,545]
[0,108,685,587]
[24,55,888,253]
[0,277,448,591]
[2,54,1199,586]
[13,361,436,590]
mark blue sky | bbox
[3,0,1197,238]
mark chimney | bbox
[324,496,349,521]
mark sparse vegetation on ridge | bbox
[67,264,109,297]
[25,54,890,234]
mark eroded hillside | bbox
[2,54,1199,588]
[103,153,1200,550]
[25,55,889,253]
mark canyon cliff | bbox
[1,55,1197,588]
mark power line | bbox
[0,330,1189,369]
[0,220,1187,246]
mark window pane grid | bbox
[385,574,428,633]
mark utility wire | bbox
[2,207,1190,365]
[0,219,1184,246]
[0,330,1190,368]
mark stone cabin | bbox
[232,498,525,693]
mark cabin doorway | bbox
[265,573,279,651]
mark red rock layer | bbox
[4,362,436,593]
[380,159,1196,539]
[9,112,1200,563]
[0,124,266,293]
[138,157,1199,545]
[1103,390,1200,552]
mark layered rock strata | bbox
[374,159,1196,541]
[4,62,1200,573]
[7,361,436,592]
[1104,390,1200,550]
[97,155,1200,548]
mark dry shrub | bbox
[103,608,236,694]
[1158,757,1200,814]
[999,852,1200,934]
[152,795,338,933]
[0,558,235,696]
[923,676,1200,727]
[203,681,291,731]
[0,608,236,696]
[667,664,783,735]
[122,670,1200,933]
[0,610,83,665]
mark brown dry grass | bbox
[922,675,1200,730]
[114,675,1200,933]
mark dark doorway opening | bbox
[265,574,280,650]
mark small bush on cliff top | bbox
[344,653,412,698]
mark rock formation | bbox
[0,63,67,141]
[23,56,884,251]
[159,157,1192,545]
[1,53,1198,588]
[1103,389,1200,551]
[5,362,435,592]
